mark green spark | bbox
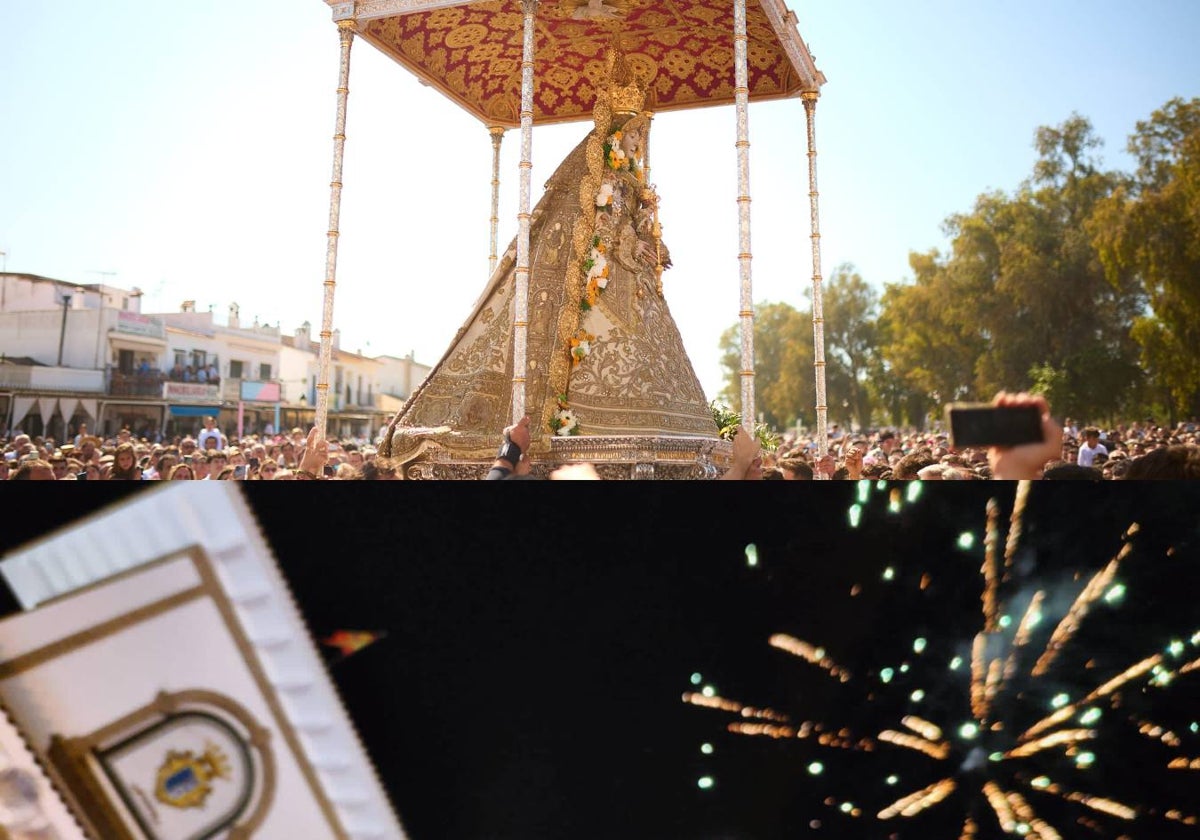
[849,504,863,528]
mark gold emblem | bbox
[154,742,231,809]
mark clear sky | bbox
[2,1,1197,400]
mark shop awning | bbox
[168,405,219,417]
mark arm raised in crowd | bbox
[987,392,1062,480]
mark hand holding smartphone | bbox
[945,402,1044,449]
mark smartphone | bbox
[248,457,260,470]
[946,403,1043,448]
[323,464,336,477]
[77,471,89,481]
[234,464,247,479]
[183,455,193,464]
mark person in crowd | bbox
[1120,444,1200,479]
[167,462,196,480]
[893,451,937,480]
[107,442,143,480]
[47,452,72,480]
[205,450,229,479]
[778,457,814,480]
[1042,463,1104,480]
[197,416,224,452]
[11,458,55,480]
[1077,427,1108,467]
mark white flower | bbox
[595,182,613,207]
[587,253,607,280]
[554,410,577,435]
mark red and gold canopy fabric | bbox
[326,0,825,128]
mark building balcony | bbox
[0,365,106,393]
[108,372,167,397]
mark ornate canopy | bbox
[326,0,825,127]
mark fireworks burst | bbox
[683,483,1200,838]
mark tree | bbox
[878,248,986,423]
[1091,97,1200,422]
[821,264,881,429]
[717,301,813,431]
[880,115,1143,422]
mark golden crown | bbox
[605,45,645,115]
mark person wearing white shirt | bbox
[197,416,225,452]
[1077,427,1108,467]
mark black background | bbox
[3,482,1199,839]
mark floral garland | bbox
[581,236,608,311]
[549,394,579,436]
[550,128,645,436]
[568,329,595,367]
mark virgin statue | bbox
[380,48,724,478]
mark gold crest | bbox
[154,742,231,809]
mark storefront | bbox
[8,395,101,442]
[166,404,224,438]
[98,400,167,440]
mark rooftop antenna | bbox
[87,269,117,285]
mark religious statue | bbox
[381,45,722,478]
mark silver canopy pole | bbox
[803,91,828,458]
[732,0,755,428]
[488,126,505,278]
[315,19,355,438]
[510,0,537,422]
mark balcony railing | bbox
[109,372,167,397]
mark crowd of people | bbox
[3,396,1198,481]
[2,416,395,481]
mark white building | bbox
[0,273,405,442]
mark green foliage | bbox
[715,98,1200,426]
[717,302,813,429]
[709,401,780,452]
[1091,97,1200,421]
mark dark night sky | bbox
[3,482,1200,840]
